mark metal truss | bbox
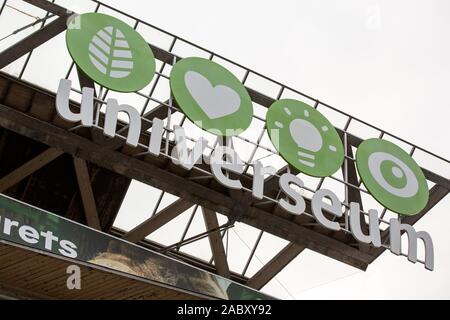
[0,0,448,291]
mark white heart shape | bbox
[184,71,241,119]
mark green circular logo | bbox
[170,57,253,136]
[266,99,344,177]
[66,13,155,92]
[356,138,429,216]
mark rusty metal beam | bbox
[0,14,69,70]
[201,207,230,278]
[0,103,372,270]
[110,227,249,284]
[246,242,305,290]
[73,157,101,230]
[123,199,194,243]
[22,0,70,16]
[342,142,368,239]
[344,142,363,208]
[76,67,95,91]
[0,147,63,192]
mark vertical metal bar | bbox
[357,130,384,187]
[0,1,7,16]
[18,51,32,78]
[276,86,285,100]
[242,230,264,276]
[209,228,227,264]
[243,125,266,173]
[150,191,165,218]
[330,117,353,223]
[315,177,325,191]
[241,70,250,84]
[179,114,186,127]
[225,227,229,258]
[164,55,177,155]
[94,2,100,12]
[313,100,319,109]
[94,86,103,126]
[343,131,349,230]
[19,0,57,79]
[176,204,199,251]
[380,207,388,220]
[65,62,74,79]
[141,36,177,116]
[101,87,109,101]
[242,86,284,173]
[64,1,100,81]
[225,136,232,151]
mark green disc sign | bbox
[356,138,428,216]
[62,12,434,219]
[66,13,155,92]
[266,99,344,177]
[170,57,253,136]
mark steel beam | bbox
[202,207,230,278]
[246,242,305,290]
[109,227,249,284]
[22,0,69,16]
[123,199,194,243]
[0,14,69,70]
[0,103,372,270]
[342,142,367,237]
[0,147,63,192]
[73,157,101,230]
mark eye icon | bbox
[367,152,419,198]
[356,138,429,216]
[267,99,344,177]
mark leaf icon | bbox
[88,26,134,78]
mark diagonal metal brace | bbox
[0,13,70,69]
[158,221,235,254]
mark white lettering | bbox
[311,189,342,231]
[278,173,306,215]
[210,146,243,189]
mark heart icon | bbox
[184,71,241,119]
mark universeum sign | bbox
[52,12,434,270]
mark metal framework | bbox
[0,0,448,291]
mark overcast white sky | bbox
[1,0,450,299]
